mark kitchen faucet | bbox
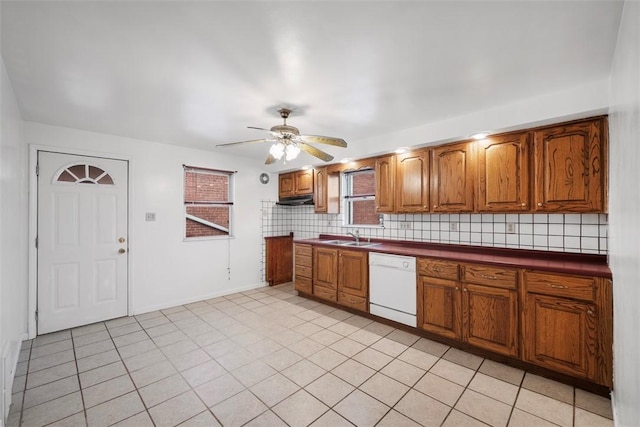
[347,229,360,244]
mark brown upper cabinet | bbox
[314,167,340,214]
[375,155,396,213]
[279,169,314,199]
[431,141,475,212]
[533,117,607,212]
[396,149,430,213]
[280,116,607,214]
[476,132,530,212]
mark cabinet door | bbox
[313,247,338,290]
[396,150,430,212]
[279,173,295,199]
[314,167,328,213]
[462,284,518,357]
[375,155,396,213]
[523,293,598,380]
[533,118,606,212]
[295,169,314,195]
[431,141,475,212]
[338,250,368,298]
[477,132,530,212]
[265,235,293,286]
[418,276,461,340]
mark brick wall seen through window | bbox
[184,167,233,238]
[344,170,380,226]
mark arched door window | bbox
[54,164,114,185]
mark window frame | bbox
[183,165,235,241]
[342,168,382,228]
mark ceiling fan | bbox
[216,108,347,165]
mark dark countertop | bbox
[295,234,611,278]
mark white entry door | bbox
[37,151,129,334]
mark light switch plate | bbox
[145,212,156,222]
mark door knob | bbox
[118,248,126,254]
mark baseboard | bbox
[132,281,269,315]
[1,338,22,424]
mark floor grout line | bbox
[8,283,614,427]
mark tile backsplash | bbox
[260,200,607,276]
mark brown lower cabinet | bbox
[310,246,368,312]
[522,270,612,387]
[416,259,611,386]
[293,244,312,294]
[296,244,612,388]
[418,259,519,357]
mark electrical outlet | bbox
[145,212,156,222]
[450,222,458,232]
[506,222,517,234]
[399,221,412,230]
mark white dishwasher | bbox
[369,253,417,327]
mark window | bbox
[343,169,381,226]
[184,166,234,239]
[55,164,114,185]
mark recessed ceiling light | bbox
[471,132,490,140]
[394,147,409,154]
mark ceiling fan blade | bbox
[297,142,334,162]
[265,154,277,165]
[216,138,270,148]
[247,126,273,132]
[299,134,347,148]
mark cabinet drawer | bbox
[295,254,312,269]
[295,265,312,279]
[525,271,596,302]
[338,292,368,312]
[295,277,312,294]
[418,259,460,280]
[314,285,337,302]
[295,244,312,257]
[463,264,518,289]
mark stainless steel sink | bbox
[339,242,380,247]
[318,240,379,248]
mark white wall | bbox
[0,59,28,422]
[608,1,640,425]
[24,122,278,318]
[278,78,610,172]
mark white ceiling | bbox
[1,1,623,165]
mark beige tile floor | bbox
[7,283,614,427]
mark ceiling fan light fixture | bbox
[270,142,285,159]
[285,143,301,161]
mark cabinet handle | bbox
[537,202,544,207]
[481,274,498,280]
[455,287,459,290]
[521,203,526,207]
[547,284,568,289]
[433,205,438,209]
[463,288,468,292]
[587,310,594,315]
[433,267,443,272]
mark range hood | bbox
[277,195,314,206]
